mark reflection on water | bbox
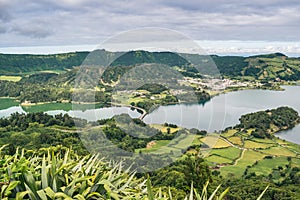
[0,86,300,144]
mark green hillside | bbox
[0,52,89,75]
[1,50,300,82]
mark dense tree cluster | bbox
[237,106,299,138]
[0,52,88,74]
[102,120,176,152]
[0,112,87,131]
[138,83,168,94]
[150,155,211,198]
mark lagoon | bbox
[0,86,300,144]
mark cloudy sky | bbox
[1,0,300,55]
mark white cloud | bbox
[0,0,300,48]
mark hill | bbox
[0,52,89,75]
[1,51,300,82]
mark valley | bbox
[0,50,300,199]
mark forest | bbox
[0,51,300,199]
[1,51,300,81]
[0,107,299,199]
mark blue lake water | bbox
[0,86,300,144]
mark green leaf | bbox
[24,183,37,200]
[86,192,101,199]
[4,181,20,197]
[44,187,55,199]
[41,155,48,189]
[189,182,193,200]
[15,191,29,200]
[168,187,173,200]
[74,194,85,200]
[217,187,229,200]
[54,192,72,199]
[24,171,38,192]
[37,190,47,200]
[208,185,221,200]
[146,175,154,200]
[257,186,269,200]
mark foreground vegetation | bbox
[1,51,300,198]
[0,107,298,198]
[0,145,272,200]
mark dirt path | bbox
[220,136,245,150]
[234,149,246,166]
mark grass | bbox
[222,129,238,137]
[22,103,73,113]
[0,75,22,82]
[22,102,105,113]
[243,140,275,149]
[201,136,232,149]
[209,147,241,160]
[246,128,255,135]
[167,134,196,151]
[250,137,276,144]
[0,98,19,110]
[192,136,203,145]
[291,158,300,168]
[220,150,266,177]
[227,136,243,146]
[274,138,289,145]
[259,146,297,157]
[285,143,300,154]
[206,155,233,164]
[210,132,300,178]
[150,124,180,134]
[137,134,196,156]
[160,126,180,133]
[248,157,289,176]
[136,140,170,153]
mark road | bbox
[110,102,148,120]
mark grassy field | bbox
[227,136,243,146]
[136,140,170,153]
[243,140,275,149]
[137,134,196,156]
[0,98,19,110]
[192,136,203,145]
[150,124,180,134]
[209,147,241,160]
[247,156,289,176]
[222,129,238,137]
[259,146,297,157]
[284,142,300,153]
[0,75,22,82]
[291,158,300,168]
[250,137,276,144]
[201,136,232,148]
[203,125,300,179]
[219,150,266,177]
[22,102,105,113]
[206,155,233,164]
[22,103,73,113]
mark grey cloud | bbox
[0,1,12,22]
[0,25,7,34]
[1,0,300,47]
[11,25,53,38]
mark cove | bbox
[144,86,300,144]
[0,86,300,145]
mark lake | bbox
[0,86,300,144]
[144,86,300,144]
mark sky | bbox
[1,0,300,55]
